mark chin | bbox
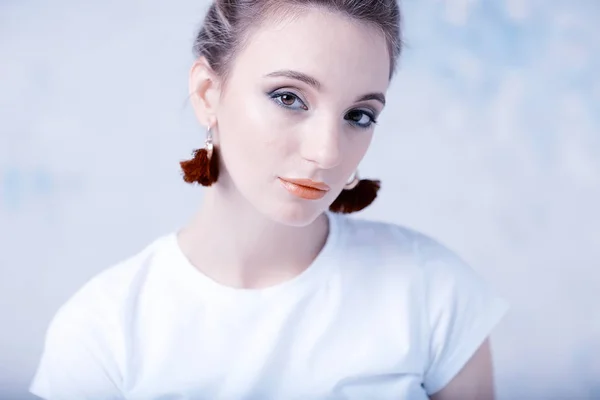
[234,179,331,228]
[259,199,326,228]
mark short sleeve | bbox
[417,238,509,395]
[30,302,125,400]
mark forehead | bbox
[229,7,391,94]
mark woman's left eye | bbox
[345,110,377,128]
[271,92,308,110]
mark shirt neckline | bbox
[163,211,342,300]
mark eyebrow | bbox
[265,70,322,90]
[264,69,386,106]
[356,92,386,106]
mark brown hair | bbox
[193,0,402,82]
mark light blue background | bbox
[1,0,599,398]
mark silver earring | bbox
[205,126,214,159]
[344,171,360,190]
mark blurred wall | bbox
[1,0,599,398]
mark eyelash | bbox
[268,91,378,129]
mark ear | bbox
[189,57,221,128]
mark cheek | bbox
[216,87,295,175]
[343,131,374,168]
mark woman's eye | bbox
[271,92,308,110]
[345,110,377,128]
[280,94,296,106]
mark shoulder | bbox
[44,234,173,341]
[63,236,168,314]
[335,216,508,394]
[336,214,466,269]
[31,235,174,398]
[335,214,506,309]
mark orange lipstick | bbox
[278,178,330,200]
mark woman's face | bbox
[210,7,390,226]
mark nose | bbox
[300,117,342,170]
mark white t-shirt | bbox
[30,213,508,400]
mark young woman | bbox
[30,1,508,399]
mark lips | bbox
[278,177,330,200]
[281,178,330,191]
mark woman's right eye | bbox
[270,92,308,111]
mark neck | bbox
[177,182,330,290]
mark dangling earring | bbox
[180,126,219,186]
[329,171,381,214]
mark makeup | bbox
[278,177,330,200]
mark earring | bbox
[329,171,381,214]
[180,126,219,186]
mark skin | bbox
[178,6,496,399]
[432,340,496,400]
[179,7,388,288]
